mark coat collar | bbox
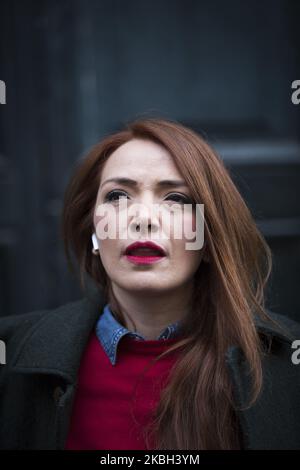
[11,296,299,384]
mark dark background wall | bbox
[0,0,299,320]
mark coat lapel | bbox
[11,295,106,383]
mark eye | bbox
[104,190,129,202]
[166,193,192,204]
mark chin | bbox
[122,281,167,294]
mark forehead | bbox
[100,138,183,182]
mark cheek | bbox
[99,240,122,278]
[94,211,121,242]
[170,246,202,282]
[181,212,197,239]
[94,205,132,241]
[173,218,203,270]
[165,210,196,241]
[192,213,196,233]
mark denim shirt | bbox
[95,304,182,366]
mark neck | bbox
[108,282,194,340]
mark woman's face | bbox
[93,138,205,294]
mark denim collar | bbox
[95,304,182,366]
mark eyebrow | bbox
[100,177,189,189]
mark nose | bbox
[128,196,160,237]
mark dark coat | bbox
[0,295,300,450]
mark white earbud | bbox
[92,233,99,252]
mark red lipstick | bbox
[124,241,166,265]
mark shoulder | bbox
[226,308,300,378]
[0,297,94,344]
[254,308,300,345]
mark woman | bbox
[0,118,300,450]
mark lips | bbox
[124,241,166,257]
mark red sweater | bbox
[65,331,181,450]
